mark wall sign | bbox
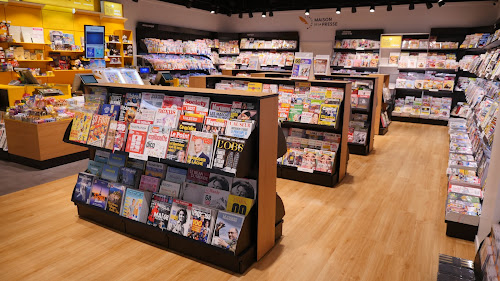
[299,16,338,30]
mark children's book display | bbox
[445,78,498,231]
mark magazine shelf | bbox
[64,84,282,272]
[189,75,351,187]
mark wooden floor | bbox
[0,122,474,280]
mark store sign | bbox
[299,16,338,30]
[101,1,123,17]
[381,35,402,48]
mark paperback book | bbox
[146,193,173,230]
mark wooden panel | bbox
[4,119,41,160]
[0,6,6,22]
[221,69,233,76]
[257,95,278,260]
[0,71,16,84]
[369,74,388,136]
[36,119,87,160]
[5,6,42,27]
[338,83,351,182]
[250,73,267,77]
[188,76,207,89]
[73,14,100,32]
[369,77,380,152]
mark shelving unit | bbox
[63,83,282,273]
[189,75,351,187]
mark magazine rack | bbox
[315,74,379,155]
[62,84,282,273]
[189,75,351,187]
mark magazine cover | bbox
[167,199,193,236]
[107,152,126,168]
[211,210,245,253]
[180,183,206,204]
[69,111,93,143]
[125,123,149,155]
[104,120,117,150]
[145,161,167,179]
[94,150,110,163]
[203,187,230,210]
[121,188,151,223]
[230,102,257,120]
[144,125,170,159]
[100,104,120,121]
[101,164,120,182]
[120,167,140,188]
[226,194,254,216]
[134,108,156,125]
[154,108,179,129]
[212,135,246,174]
[141,93,165,110]
[230,178,257,200]
[107,183,126,215]
[209,102,232,119]
[72,172,95,204]
[203,117,227,135]
[139,175,161,192]
[87,115,111,147]
[89,179,110,209]
[113,121,128,151]
[189,204,216,244]
[208,173,233,191]
[162,95,183,109]
[186,168,210,185]
[146,193,173,230]
[86,160,104,176]
[225,120,255,139]
[315,150,335,173]
[186,131,215,168]
[119,105,138,123]
[109,93,122,105]
[159,181,182,198]
[165,166,188,184]
[177,114,204,132]
[124,93,142,107]
[318,104,340,127]
[183,95,210,116]
[291,57,312,80]
[166,130,191,163]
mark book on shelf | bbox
[89,179,110,209]
[167,199,193,237]
[107,183,126,215]
[73,172,96,204]
[186,131,215,168]
[121,188,152,223]
[146,193,173,231]
[211,210,245,253]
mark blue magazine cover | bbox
[101,164,120,182]
[89,179,110,209]
[73,172,95,203]
[100,104,121,121]
[107,183,126,214]
[108,152,127,167]
[86,160,104,177]
[211,210,245,253]
[165,166,188,184]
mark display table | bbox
[0,84,72,111]
[4,118,89,169]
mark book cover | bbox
[101,164,120,182]
[180,183,206,204]
[211,210,245,253]
[104,120,117,150]
[186,168,210,185]
[113,121,128,151]
[108,152,127,168]
[69,111,93,143]
[72,172,95,204]
[125,123,149,155]
[134,108,156,125]
[177,114,204,132]
[87,115,111,147]
[225,120,255,139]
[89,179,110,209]
[121,188,151,223]
[212,135,246,174]
[189,204,216,244]
[226,194,254,216]
[146,193,173,230]
[186,131,215,168]
[145,161,167,179]
[208,173,233,191]
[107,183,126,215]
[167,199,193,236]
[100,104,120,121]
[94,150,110,163]
[165,166,188,184]
[86,160,104,177]
[154,108,179,129]
[203,187,230,210]
[144,125,170,159]
[230,178,257,200]
[139,175,161,192]
[203,117,227,135]
[120,167,141,188]
[166,130,191,163]
[159,181,182,198]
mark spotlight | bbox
[210,10,215,14]
[426,2,433,8]
[305,8,310,15]
[262,11,266,17]
[249,11,253,18]
[438,0,445,7]
[269,10,273,17]
[336,7,341,14]
[352,6,357,13]
[409,3,414,10]
[239,12,243,18]
[387,4,392,11]
[370,5,375,12]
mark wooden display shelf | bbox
[368,74,390,135]
[17,59,53,62]
[4,118,88,168]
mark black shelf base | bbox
[7,150,90,169]
[379,126,389,135]
[348,143,370,155]
[445,220,478,241]
[391,116,448,126]
[277,165,339,187]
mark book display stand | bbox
[189,75,351,187]
[63,84,283,273]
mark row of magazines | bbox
[73,151,255,254]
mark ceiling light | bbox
[438,0,445,7]
[336,7,341,14]
[370,5,375,12]
[352,6,357,13]
[305,8,310,15]
[249,11,253,18]
[269,10,274,17]
[262,11,266,17]
[409,3,414,10]
[239,12,243,18]
[387,4,392,11]
[210,10,215,14]
[426,2,433,8]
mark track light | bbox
[210,9,215,14]
[387,4,392,11]
[239,12,243,18]
[370,5,375,12]
[249,11,253,18]
[409,3,414,10]
[426,2,433,8]
[352,6,357,13]
[336,7,341,14]
[438,0,445,7]
[305,8,310,15]
[269,10,273,17]
[262,11,266,17]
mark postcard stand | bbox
[63,84,282,273]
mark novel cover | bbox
[73,172,95,204]
[147,193,173,230]
[167,199,193,236]
[144,125,170,159]
[89,179,110,209]
[211,210,245,253]
[87,115,111,147]
[186,131,215,168]
[166,130,191,163]
[212,135,245,174]
[107,183,126,215]
[69,111,92,143]
[189,204,216,244]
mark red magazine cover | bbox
[125,123,149,154]
[113,121,128,151]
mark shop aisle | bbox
[0,122,474,281]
